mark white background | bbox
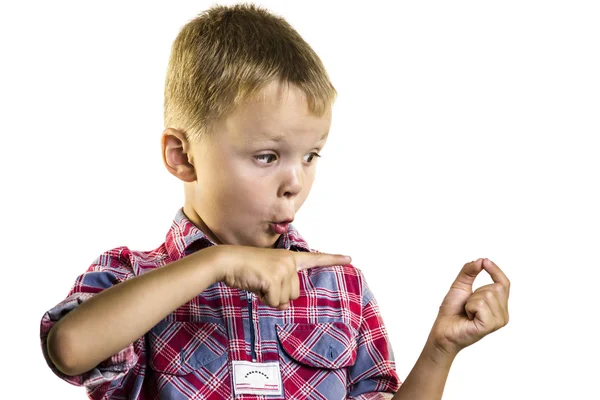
[1,1,598,399]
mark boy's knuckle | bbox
[275,263,289,278]
[483,290,496,301]
[475,299,486,308]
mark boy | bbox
[40,4,510,399]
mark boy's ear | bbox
[161,128,197,183]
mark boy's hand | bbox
[428,258,510,358]
[214,246,351,310]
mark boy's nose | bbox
[278,166,303,198]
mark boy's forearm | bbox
[392,340,456,400]
[47,246,224,376]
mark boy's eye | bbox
[254,154,277,164]
[304,152,321,163]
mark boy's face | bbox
[163,81,332,248]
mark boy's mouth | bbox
[270,219,293,234]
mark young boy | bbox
[40,4,510,399]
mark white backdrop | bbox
[1,1,598,399]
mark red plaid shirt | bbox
[40,208,400,399]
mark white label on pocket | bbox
[232,360,283,396]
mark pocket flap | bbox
[148,320,228,375]
[276,322,357,369]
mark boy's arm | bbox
[391,258,510,400]
[351,343,454,400]
[46,245,223,376]
[46,245,351,377]
[390,339,454,399]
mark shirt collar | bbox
[165,207,311,261]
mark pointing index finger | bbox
[296,252,351,271]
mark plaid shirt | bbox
[40,208,400,399]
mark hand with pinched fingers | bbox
[430,258,510,356]
[215,246,351,311]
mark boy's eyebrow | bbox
[255,132,329,142]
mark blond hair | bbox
[164,3,337,142]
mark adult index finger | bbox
[482,258,510,292]
[296,252,351,271]
[450,258,484,293]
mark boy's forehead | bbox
[238,82,313,120]
[223,83,332,145]
[231,110,331,147]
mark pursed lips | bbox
[270,218,293,234]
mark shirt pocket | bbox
[147,320,228,376]
[276,322,357,369]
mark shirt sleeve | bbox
[347,271,402,398]
[39,246,144,394]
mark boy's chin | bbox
[257,231,283,249]
[229,230,280,249]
